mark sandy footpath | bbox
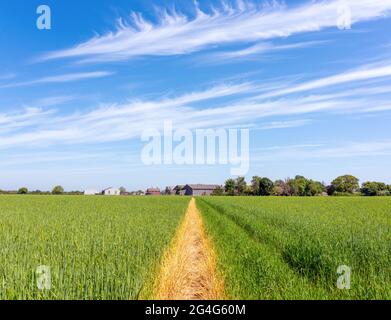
[153,198,224,300]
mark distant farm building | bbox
[173,185,186,196]
[146,188,161,196]
[130,190,145,196]
[183,184,220,196]
[102,187,120,196]
[84,189,99,195]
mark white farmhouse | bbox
[102,187,120,196]
[84,189,99,195]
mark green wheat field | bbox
[0,195,390,299]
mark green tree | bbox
[251,176,261,195]
[326,184,336,196]
[306,180,325,196]
[294,175,308,196]
[259,177,274,196]
[286,178,296,196]
[18,187,28,194]
[273,180,288,196]
[287,177,303,196]
[361,181,388,196]
[224,179,236,196]
[244,185,253,196]
[286,176,324,196]
[331,175,360,194]
[52,185,64,195]
[235,176,247,195]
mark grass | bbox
[0,195,189,299]
[198,196,391,300]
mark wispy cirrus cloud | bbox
[38,0,391,63]
[158,82,256,106]
[0,82,389,149]
[0,96,75,134]
[0,107,54,134]
[252,61,391,99]
[33,95,76,108]
[204,40,330,62]
[2,55,391,149]
[257,119,312,130]
[253,141,391,161]
[0,71,113,89]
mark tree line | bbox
[0,186,83,195]
[1,175,390,197]
[212,175,391,197]
[0,186,138,196]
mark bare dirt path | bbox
[154,198,224,300]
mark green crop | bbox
[1,195,389,300]
[0,195,188,300]
[198,196,391,300]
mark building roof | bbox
[103,187,118,191]
[146,188,160,192]
[185,184,220,190]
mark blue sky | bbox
[1,0,391,191]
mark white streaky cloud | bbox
[257,144,324,151]
[2,59,391,150]
[253,63,391,99]
[0,152,103,167]
[253,141,391,161]
[0,107,54,131]
[0,83,257,147]
[0,96,74,134]
[39,0,391,63]
[0,90,389,149]
[207,40,329,61]
[286,83,391,102]
[0,150,141,167]
[159,82,257,106]
[257,119,312,130]
[35,71,113,83]
[0,71,113,89]
[34,95,76,108]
